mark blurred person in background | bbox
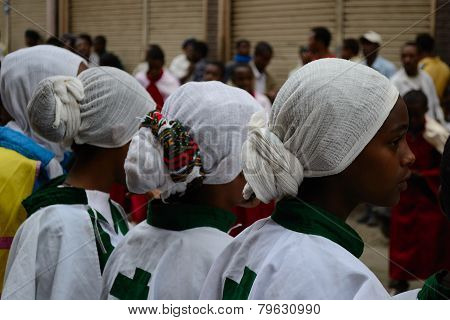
[135,44,179,111]
[94,35,123,70]
[391,42,447,128]
[308,26,335,60]
[341,38,360,62]
[169,38,196,81]
[60,33,77,53]
[192,41,209,82]
[250,41,277,102]
[416,33,450,102]
[360,31,396,78]
[24,29,42,47]
[230,63,271,111]
[389,89,450,295]
[76,33,98,67]
[289,45,311,77]
[224,39,252,81]
[203,60,225,82]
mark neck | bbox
[316,47,330,58]
[406,68,419,77]
[297,177,358,221]
[182,184,235,213]
[64,148,120,193]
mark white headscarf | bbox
[243,58,399,203]
[125,81,262,200]
[27,67,155,148]
[0,45,86,160]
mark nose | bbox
[401,141,416,167]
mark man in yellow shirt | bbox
[416,33,450,101]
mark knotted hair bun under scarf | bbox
[242,58,399,204]
[28,76,84,146]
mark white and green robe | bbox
[101,202,236,300]
[1,177,129,300]
[199,198,450,300]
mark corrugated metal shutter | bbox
[435,0,450,65]
[9,0,47,51]
[147,0,205,66]
[344,0,431,68]
[0,8,4,50]
[70,0,143,72]
[231,0,336,86]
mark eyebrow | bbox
[389,124,409,133]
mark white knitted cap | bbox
[125,81,262,198]
[27,67,156,148]
[243,58,399,203]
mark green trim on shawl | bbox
[110,200,129,235]
[418,270,450,300]
[110,268,152,300]
[147,201,236,233]
[223,266,257,300]
[271,198,364,258]
[88,208,115,274]
[22,175,87,217]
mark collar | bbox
[22,175,87,217]
[271,198,364,258]
[147,201,236,233]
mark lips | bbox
[398,171,412,191]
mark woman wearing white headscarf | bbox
[0,45,87,175]
[199,58,450,300]
[2,67,155,300]
[0,45,86,294]
[101,81,261,300]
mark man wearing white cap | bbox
[360,31,396,79]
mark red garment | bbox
[109,184,148,224]
[146,70,165,111]
[230,201,275,236]
[389,132,450,280]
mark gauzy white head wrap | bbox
[125,81,262,200]
[0,45,86,160]
[27,67,155,148]
[243,58,399,203]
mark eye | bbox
[390,134,406,148]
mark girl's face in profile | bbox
[339,97,416,207]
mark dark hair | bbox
[94,35,107,46]
[60,33,76,47]
[403,90,428,108]
[236,39,250,49]
[78,33,93,46]
[100,53,123,70]
[25,29,41,42]
[46,36,62,47]
[230,63,253,80]
[146,44,165,64]
[416,33,435,54]
[194,41,208,59]
[440,137,450,218]
[206,60,225,77]
[254,41,273,56]
[182,38,196,49]
[343,38,359,55]
[312,27,332,47]
[403,41,418,49]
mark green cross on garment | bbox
[222,266,257,300]
[110,268,152,300]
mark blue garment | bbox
[362,56,397,79]
[234,54,252,63]
[0,126,55,189]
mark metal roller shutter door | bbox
[9,0,47,51]
[344,0,431,68]
[147,0,205,66]
[70,0,143,72]
[231,0,336,86]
